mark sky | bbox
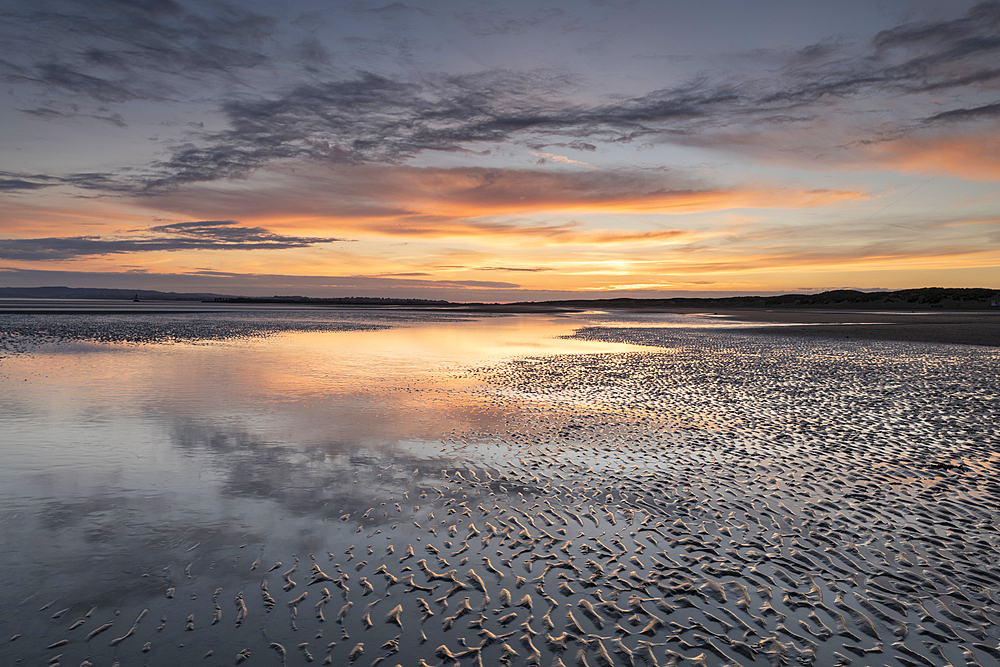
[1,0,998,301]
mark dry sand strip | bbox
[701,309,1000,347]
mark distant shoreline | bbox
[2,288,998,346]
[2,285,999,312]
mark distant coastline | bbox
[1,285,998,311]
[3,285,997,347]
[508,287,1000,311]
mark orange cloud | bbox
[860,129,1000,182]
[641,241,1000,275]
[138,164,866,241]
[0,196,150,236]
[661,119,1000,184]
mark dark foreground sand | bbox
[699,309,1000,347]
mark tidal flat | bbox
[1,304,998,667]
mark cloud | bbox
[0,266,521,296]
[0,177,54,192]
[641,211,1000,275]
[479,266,552,272]
[140,69,590,187]
[27,62,142,103]
[0,220,350,260]
[854,127,1000,181]
[142,163,866,242]
[454,6,569,37]
[5,2,998,190]
[0,169,141,194]
[530,152,598,169]
[18,105,128,127]
[138,24,1000,188]
[146,219,342,245]
[0,170,68,192]
[1,0,276,103]
[292,36,332,72]
[772,2,1000,101]
[358,3,431,18]
[924,102,1000,123]
[127,2,999,187]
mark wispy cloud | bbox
[1,0,276,103]
[0,266,522,295]
[923,102,1000,123]
[118,3,999,187]
[18,106,128,127]
[0,176,54,192]
[0,220,350,260]
[142,163,865,242]
[0,170,143,193]
[5,3,998,190]
[846,131,1000,181]
[530,152,598,169]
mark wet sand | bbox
[696,309,1000,347]
[1,311,999,667]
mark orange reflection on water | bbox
[233,313,657,397]
[0,312,664,480]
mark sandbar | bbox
[697,309,1000,346]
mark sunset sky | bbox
[2,0,998,301]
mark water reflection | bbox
[0,313,653,622]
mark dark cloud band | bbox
[0,221,350,260]
[3,2,999,196]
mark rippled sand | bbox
[1,311,999,667]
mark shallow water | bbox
[1,305,999,667]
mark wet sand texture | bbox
[1,320,998,667]
[709,309,1000,347]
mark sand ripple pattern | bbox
[4,326,999,667]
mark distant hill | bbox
[212,295,451,305]
[0,286,234,301]
[523,288,1000,311]
[0,286,450,306]
[1,286,998,310]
